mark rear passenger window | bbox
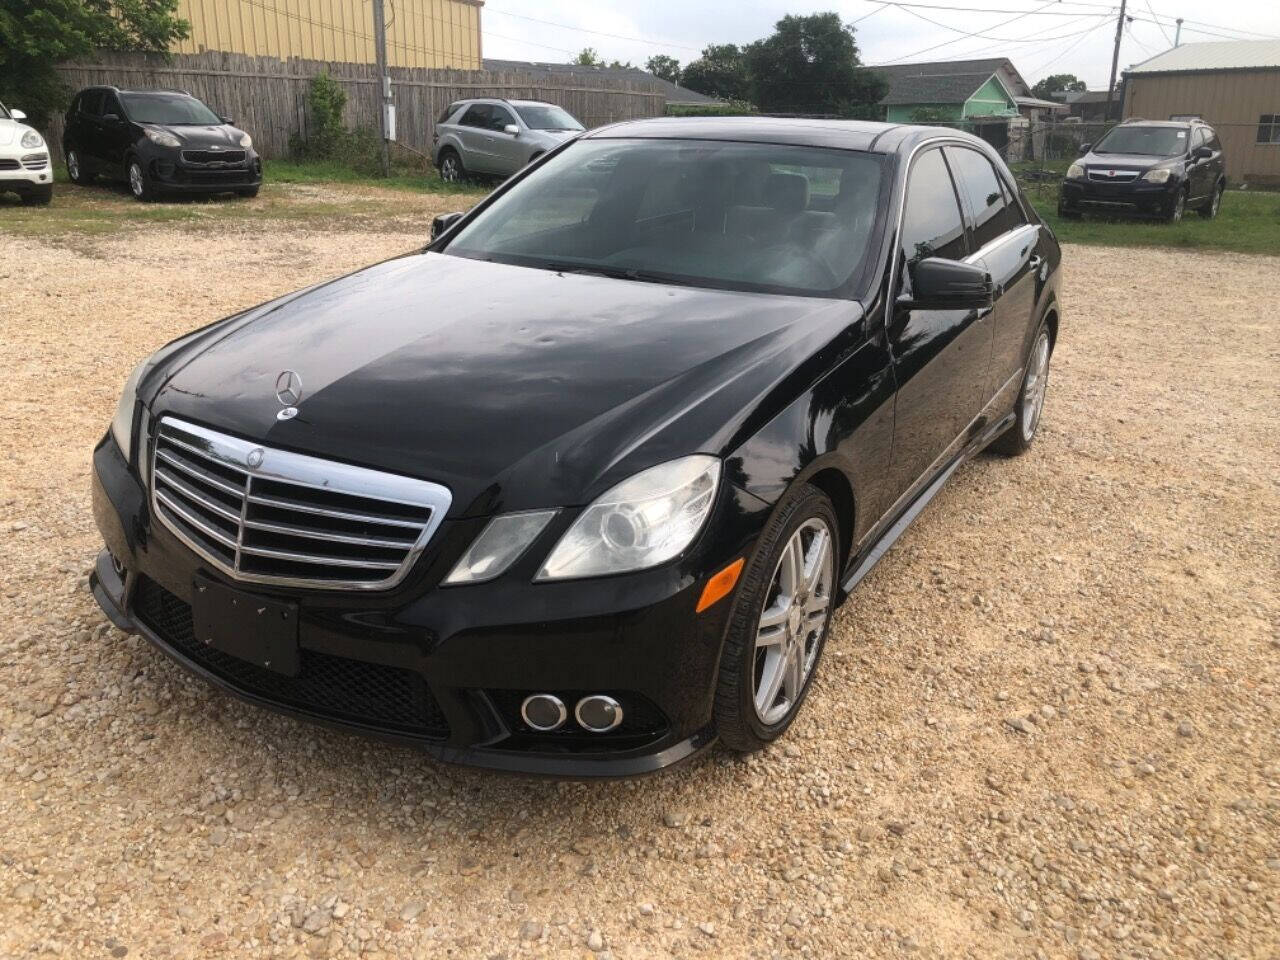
[900,148,967,279]
[459,105,491,128]
[80,90,105,117]
[946,147,1019,249]
[438,102,461,124]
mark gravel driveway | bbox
[1,202,1277,960]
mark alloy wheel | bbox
[752,518,834,725]
[1021,330,1051,442]
[129,162,145,198]
[1170,192,1184,223]
[67,151,80,182]
[440,155,459,182]
[1210,188,1221,217]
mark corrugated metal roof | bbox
[1125,39,1280,74]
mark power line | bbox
[1143,0,1173,46]
[873,0,1072,64]
[1021,14,1116,73]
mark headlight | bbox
[537,455,721,580]
[1066,162,1083,179]
[144,128,181,148]
[443,510,558,584]
[20,130,42,149]
[238,132,252,149]
[110,361,147,463]
[1142,167,1173,183]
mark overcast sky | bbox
[481,0,1280,91]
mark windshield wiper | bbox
[541,261,669,284]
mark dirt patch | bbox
[0,214,1276,960]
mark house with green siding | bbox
[875,57,1029,123]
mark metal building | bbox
[1123,40,1280,185]
[172,0,483,70]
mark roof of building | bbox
[1016,95,1069,111]
[481,59,722,105]
[874,57,1029,105]
[1125,39,1280,75]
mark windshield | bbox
[1092,126,1188,157]
[512,103,583,131]
[444,138,885,297]
[121,93,222,125]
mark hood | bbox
[151,253,853,516]
[1082,149,1173,170]
[0,118,39,148]
[143,123,248,149]
[529,128,579,146]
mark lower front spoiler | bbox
[88,549,717,779]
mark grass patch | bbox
[265,159,489,197]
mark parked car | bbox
[62,86,262,201]
[1058,118,1226,222]
[432,98,583,181]
[0,102,52,205]
[90,118,1061,777]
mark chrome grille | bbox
[150,418,451,590]
[1087,168,1140,182]
[21,153,49,170]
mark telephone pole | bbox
[371,0,391,176]
[1103,0,1129,123]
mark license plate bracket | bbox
[191,575,300,676]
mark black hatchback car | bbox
[63,86,262,201]
[90,118,1062,777]
[1058,118,1226,222]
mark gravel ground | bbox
[1,195,1277,960]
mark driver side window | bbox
[490,106,517,132]
[899,148,967,291]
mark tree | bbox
[744,13,885,117]
[1031,73,1086,100]
[0,0,190,128]
[646,54,681,85]
[607,59,635,70]
[574,47,603,67]
[680,43,749,102]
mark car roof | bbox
[77,86,195,97]
[581,116,993,156]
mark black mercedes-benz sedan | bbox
[90,117,1062,776]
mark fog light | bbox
[520,694,566,731]
[575,695,623,733]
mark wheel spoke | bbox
[803,529,831,595]
[755,651,786,716]
[780,533,803,595]
[804,593,830,620]
[783,643,804,703]
[756,602,788,647]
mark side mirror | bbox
[1077,142,1091,155]
[503,124,520,136]
[903,258,993,310]
[102,113,121,124]
[10,108,26,121]
[1192,145,1212,159]
[430,211,464,240]
[221,116,235,126]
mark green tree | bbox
[646,54,681,85]
[607,59,635,70]
[1031,73,1086,100]
[680,43,749,102]
[744,12,885,117]
[574,47,602,67]
[0,0,190,128]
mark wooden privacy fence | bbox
[48,50,668,161]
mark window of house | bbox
[1257,115,1280,144]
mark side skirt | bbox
[841,410,1015,594]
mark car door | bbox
[945,145,1041,414]
[886,146,991,499]
[76,89,108,170]
[1204,127,1225,188]
[454,104,494,173]
[485,104,526,176]
[100,91,131,175]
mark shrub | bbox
[290,71,384,174]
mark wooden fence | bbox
[48,50,668,161]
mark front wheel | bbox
[1164,189,1185,223]
[127,158,158,202]
[713,484,839,752]
[991,324,1052,457]
[1198,183,1222,219]
[66,149,91,185]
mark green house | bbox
[876,57,1027,123]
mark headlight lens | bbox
[110,361,147,463]
[443,510,558,584]
[144,128,182,148]
[537,455,721,580]
[20,130,43,149]
[1066,162,1084,179]
[238,132,252,149]
[1142,167,1173,183]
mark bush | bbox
[289,72,384,175]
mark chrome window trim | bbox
[150,416,452,591]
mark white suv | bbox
[431,99,583,181]
[0,102,52,205]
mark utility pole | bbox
[1104,0,1129,124]
[371,0,391,176]
[1174,18,1184,46]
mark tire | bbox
[437,148,465,183]
[20,186,53,206]
[127,157,158,202]
[65,149,91,185]
[1164,189,1186,223]
[237,185,260,198]
[713,484,840,752]
[1198,182,1223,219]
[991,322,1052,457]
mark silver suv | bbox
[431,98,584,181]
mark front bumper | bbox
[1059,177,1180,218]
[145,149,262,193]
[90,431,768,777]
[0,153,52,191]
